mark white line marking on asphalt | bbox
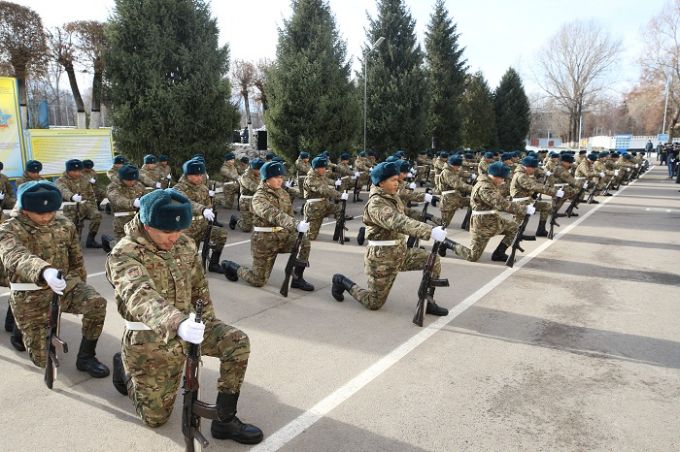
[251,168,654,452]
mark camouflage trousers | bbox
[10,282,106,367]
[405,205,441,226]
[185,218,227,251]
[453,214,519,262]
[296,176,307,197]
[236,197,253,233]
[304,200,342,241]
[513,198,552,222]
[286,186,300,205]
[220,183,239,209]
[63,202,102,237]
[238,230,311,287]
[440,194,469,228]
[121,318,250,428]
[113,213,135,240]
[348,242,441,311]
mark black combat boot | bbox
[5,305,14,332]
[438,238,459,257]
[535,220,548,237]
[211,392,264,444]
[100,234,116,253]
[491,243,510,262]
[10,325,25,352]
[220,260,240,281]
[406,236,418,248]
[112,352,128,395]
[75,337,110,378]
[229,215,238,230]
[426,288,448,316]
[331,274,355,301]
[291,267,314,291]
[208,247,224,273]
[85,232,103,249]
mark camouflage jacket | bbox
[0,213,86,290]
[139,165,160,188]
[553,164,580,190]
[477,159,492,175]
[436,167,473,197]
[304,169,341,202]
[594,160,613,177]
[172,179,211,217]
[362,186,432,243]
[295,159,311,178]
[433,157,448,174]
[107,166,121,183]
[397,180,425,204]
[510,167,556,199]
[0,173,16,208]
[16,172,44,188]
[574,160,597,180]
[106,216,212,343]
[239,168,259,196]
[354,156,372,172]
[251,182,297,231]
[55,172,97,204]
[106,180,146,213]
[236,161,248,175]
[80,169,100,201]
[220,162,240,183]
[471,175,523,216]
[158,164,172,188]
[335,162,352,178]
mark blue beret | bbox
[65,159,83,171]
[501,152,514,161]
[140,189,192,231]
[265,152,275,160]
[144,154,157,164]
[623,154,632,160]
[0,161,3,170]
[250,158,265,169]
[183,159,206,175]
[549,152,559,158]
[17,181,62,213]
[526,151,536,157]
[82,159,94,169]
[492,151,499,157]
[399,160,411,173]
[385,156,399,163]
[579,150,587,155]
[513,151,520,157]
[560,154,575,163]
[118,164,139,181]
[113,155,127,165]
[631,151,638,156]
[300,151,310,159]
[448,155,463,166]
[311,156,328,169]
[224,152,235,161]
[272,156,285,163]
[158,155,169,162]
[464,153,473,159]
[395,150,405,157]
[370,162,400,185]
[598,152,609,159]
[191,153,205,162]
[367,150,376,157]
[260,161,286,180]
[587,153,598,162]
[359,151,367,157]
[26,160,42,172]
[484,151,494,159]
[240,156,249,163]
[488,162,510,178]
[340,152,351,161]
[521,157,538,168]
[439,151,449,158]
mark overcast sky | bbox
[14,0,667,98]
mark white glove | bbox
[0,192,4,200]
[354,171,361,178]
[99,198,110,207]
[203,208,215,222]
[626,168,631,172]
[166,174,172,180]
[409,182,417,190]
[599,172,605,178]
[555,189,565,198]
[133,198,141,209]
[424,193,433,203]
[340,192,349,201]
[285,180,292,188]
[545,171,552,177]
[89,178,96,184]
[614,170,620,176]
[335,178,342,187]
[43,268,66,295]
[206,174,210,180]
[526,205,536,216]
[583,182,589,189]
[635,164,640,168]
[177,313,205,344]
[408,172,414,178]
[155,182,162,189]
[296,220,310,233]
[431,226,447,242]
[208,189,216,197]
[71,194,82,203]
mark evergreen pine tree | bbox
[361,0,427,157]
[265,0,359,161]
[494,67,530,150]
[462,72,497,149]
[424,0,467,151]
[105,0,239,173]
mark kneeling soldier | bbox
[303,156,349,240]
[0,181,109,377]
[221,161,314,291]
[331,162,449,315]
[106,189,262,443]
[106,164,146,240]
[56,159,103,248]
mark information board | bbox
[0,77,26,178]
[26,129,114,177]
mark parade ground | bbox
[0,165,678,452]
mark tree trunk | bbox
[90,64,103,129]
[13,65,29,128]
[668,107,680,141]
[243,91,252,126]
[64,62,85,114]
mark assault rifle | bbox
[547,197,560,240]
[352,175,361,202]
[201,183,225,270]
[332,194,350,244]
[181,300,219,452]
[407,194,436,249]
[45,271,68,389]
[413,241,450,327]
[565,181,588,218]
[461,205,472,231]
[280,218,309,297]
[506,205,537,268]
[74,196,84,237]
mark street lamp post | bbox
[363,36,385,153]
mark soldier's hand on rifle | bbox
[133,198,141,209]
[555,189,565,198]
[89,178,96,184]
[0,192,4,200]
[155,182,162,189]
[71,194,82,203]
[424,193,433,203]
[545,171,552,177]
[177,313,205,344]
[409,182,417,190]
[614,170,620,176]
[208,188,216,197]
[166,174,172,180]
[43,268,66,295]
[340,191,349,201]
[335,178,342,187]
[526,205,536,216]
[285,180,292,188]
[354,171,361,178]
[599,172,605,178]
[431,226,447,242]
[583,182,589,189]
[203,208,215,222]
[296,220,310,233]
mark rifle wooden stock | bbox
[506,208,533,268]
[413,241,449,327]
[44,271,67,389]
[332,198,349,244]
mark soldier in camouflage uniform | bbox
[55,159,103,248]
[354,150,372,196]
[106,165,146,240]
[551,154,581,214]
[229,158,264,233]
[221,161,314,291]
[331,162,449,315]
[335,152,353,192]
[107,155,127,183]
[477,151,495,176]
[574,153,601,203]
[439,162,535,263]
[0,161,16,212]
[295,151,311,194]
[16,159,44,188]
[433,151,448,180]
[157,155,173,188]
[415,150,431,187]
[82,159,106,206]
[0,181,109,377]
[172,159,227,273]
[593,152,615,195]
[436,155,473,228]
[219,152,240,209]
[105,189,263,444]
[303,156,350,241]
[395,159,440,224]
[139,154,162,191]
[237,156,249,175]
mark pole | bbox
[663,73,671,135]
[578,111,583,149]
[363,54,367,153]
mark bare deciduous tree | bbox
[71,20,106,127]
[536,20,622,145]
[48,24,85,125]
[231,59,255,127]
[254,58,273,112]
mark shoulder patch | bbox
[125,266,143,280]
